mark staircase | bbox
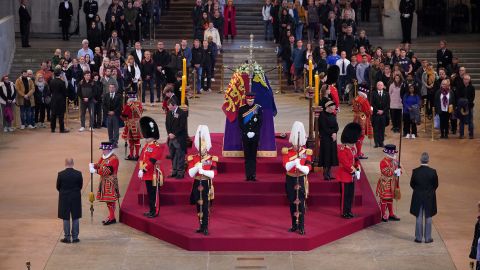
[155,0,194,40]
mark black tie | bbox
[342,60,346,74]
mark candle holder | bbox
[306,87,315,149]
[312,105,323,168]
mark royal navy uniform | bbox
[352,88,373,159]
[137,116,163,218]
[121,92,143,160]
[89,142,120,225]
[187,125,217,235]
[337,123,362,219]
[238,92,263,181]
[376,144,402,222]
[282,121,312,235]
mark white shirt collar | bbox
[102,150,114,159]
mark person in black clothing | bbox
[50,69,69,133]
[58,0,73,41]
[102,83,123,147]
[318,100,339,180]
[371,81,390,147]
[409,152,438,244]
[141,51,156,104]
[168,44,184,84]
[34,75,51,128]
[238,92,263,181]
[57,158,83,244]
[88,22,103,51]
[469,201,480,269]
[337,26,355,59]
[191,0,204,38]
[270,0,280,43]
[457,74,475,139]
[201,40,213,92]
[92,72,103,128]
[361,0,371,22]
[78,71,95,131]
[19,0,31,48]
[83,0,99,32]
[191,39,205,94]
[212,9,225,46]
[399,0,415,44]
[165,98,188,179]
[436,40,453,74]
[153,41,171,102]
[279,35,295,86]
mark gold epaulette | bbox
[306,149,313,155]
[212,156,218,162]
[187,155,194,161]
[281,147,289,155]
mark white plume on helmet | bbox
[194,125,212,152]
[289,121,307,146]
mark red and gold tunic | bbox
[352,95,373,139]
[121,100,143,140]
[376,157,399,200]
[281,147,313,177]
[94,154,120,202]
[329,85,340,109]
[187,154,218,203]
[138,141,163,181]
[337,144,361,183]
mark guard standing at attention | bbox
[238,92,263,181]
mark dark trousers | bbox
[61,20,71,40]
[201,65,212,90]
[401,16,413,43]
[168,139,185,177]
[459,111,474,137]
[338,75,348,101]
[342,182,355,215]
[80,101,95,128]
[426,91,435,116]
[361,0,371,21]
[390,108,402,131]
[450,117,457,134]
[142,79,155,103]
[20,23,30,47]
[144,180,157,214]
[51,112,65,132]
[373,114,386,146]
[403,114,417,136]
[35,103,46,123]
[192,179,210,228]
[107,115,120,145]
[242,137,258,179]
[286,175,306,230]
[155,73,165,101]
[439,111,450,137]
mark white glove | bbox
[285,160,296,171]
[296,164,310,175]
[89,14,94,18]
[295,158,301,166]
[394,168,401,177]
[188,165,200,178]
[89,163,95,174]
[354,170,361,180]
[403,14,410,18]
[199,168,205,175]
[137,170,144,179]
[247,132,255,139]
[195,163,202,169]
[201,169,215,179]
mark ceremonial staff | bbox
[294,132,301,226]
[197,130,204,227]
[395,110,403,211]
[89,120,95,221]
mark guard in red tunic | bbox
[89,142,120,225]
[376,144,402,222]
[121,91,143,160]
[187,125,217,235]
[352,86,373,159]
[282,121,312,235]
[337,122,362,219]
[137,116,163,218]
[325,65,340,110]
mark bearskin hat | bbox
[139,116,159,140]
[325,65,340,85]
[341,122,362,144]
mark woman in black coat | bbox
[87,21,103,50]
[318,100,339,180]
[469,202,480,268]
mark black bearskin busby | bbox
[341,122,362,144]
[139,116,159,140]
[325,65,340,85]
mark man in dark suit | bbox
[58,0,73,41]
[436,40,453,74]
[57,158,83,243]
[399,0,415,44]
[130,42,145,66]
[165,98,188,179]
[410,152,438,243]
[102,83,123,147]
[238,92,263,181]
[19,0,31,48]
[50,69,69,133]
[371,81,390,147]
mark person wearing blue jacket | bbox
[402,84,421,139]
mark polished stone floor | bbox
[1,36,479,270]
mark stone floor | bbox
[1,36,479,270]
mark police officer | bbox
[238,92,262,181]
[83,0,99,32]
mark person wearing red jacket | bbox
[121,91,143,160]
[187,125,217,235]
[352,87,373,159]
[282,121,312,235]
[337,122,362,219]
[376,144,402,222]
[137,116,163,218]
[89,141,120,225]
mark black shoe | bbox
[133,156,139,161]
[60,238,71,243]
[379,143,384,147]
[166,155,172,159]
[469,135,474,139]
[288,226,298,232]
[374,144,379,148]
[323,174,330,181]
[299,229,305,235]
[60,130,70,133]
[102,219,116,225]
[382,218,388,222]
[147,212,158,218]
[125,155,133,160]
[72,239,80,243]
[51,130,56,133]
[347,212,355,218]
[175,175,184,179]
[358,155,368,159]
[196,228,204,233]
[203,229,209,236]
[414,239,422,243]
[143,211,153,216]
[168,173,177,178]
[341,214,352,219]
[388,215,400,221]
[425,239,434,243]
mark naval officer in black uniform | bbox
[238,92,263,181]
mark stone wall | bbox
[0,16,16,76]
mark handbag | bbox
[434,114,440,129]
